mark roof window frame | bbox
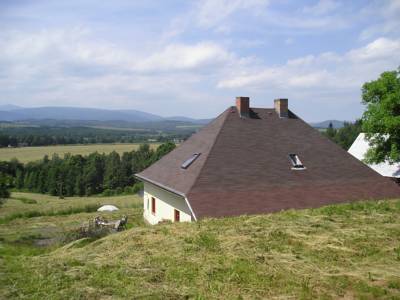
[289,153,306,170]
[181,153,201,169]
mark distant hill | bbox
[0,104,345,128]
[164,116,211,124]
[0,104,21,111]
[0,105,210,124]
[310,120,345,129]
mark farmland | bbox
[0,143,160,163]
[1,193,400,299]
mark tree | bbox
[104,151,123,190]
[325,122,336,140]
[132,144,154,174]
[0,172,11,206]
[322,120,362,150]
[4,142,177,197]
[83,153,105,195]
[362,68,400,163]
[151,142,176,162]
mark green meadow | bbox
[0,143,160,163]
[1,192,400,299]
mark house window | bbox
[174,209,180,222]
[151,197,156,215]
[181,153,201,169]
[289,154,306,170]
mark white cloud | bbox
[195,0,269,29]
[359,0,400,41]
[217,37,400,90]
[0,28,239,116]
[302,0,341,15]
[0,28,236,77]
[1,0,400,121]
[135,43,233,72]
[347,38,400,62]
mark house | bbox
[348,133,400,184]
[135,97,400,224]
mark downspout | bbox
[184,196,197,221]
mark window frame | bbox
[181,153,201,169]
[288,153,306,170]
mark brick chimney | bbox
[274,98,288,118]
[236,96,250,117]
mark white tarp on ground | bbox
[97,205,119,212]
[348,133,400,178]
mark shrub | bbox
[132,182,143,194]
[102,189,114,197]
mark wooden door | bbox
[174,209,180,222]
[151,197,156,214]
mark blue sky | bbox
[0,0,399,121]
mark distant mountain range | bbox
[309,120,345,129]
[0,104,210,124]
[0,104,347,128]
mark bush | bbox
[123,186,133,194]
[102,189,114,197]
[132,182,143,194]
[0,172,11,206]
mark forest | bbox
[0,142,175,198]
[0,120,364,200]
[0,125,190,147]
[322,120,362,150]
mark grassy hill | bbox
[1,193,400,299]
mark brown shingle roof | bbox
[136,105,400,220]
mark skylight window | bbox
[181,153,201,169]
[289,154,306,170]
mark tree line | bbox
[0,142,175,197]
[0,126,189,147]
[323,120,362,150]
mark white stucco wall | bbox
[348,133,400,178]
[143,181,192,225]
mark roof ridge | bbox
[185,107,232,196]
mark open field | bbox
[1,193,400,299]
[0,143,160,163]
[0,192,143,243]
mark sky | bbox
[0,0,399,121]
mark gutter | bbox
[134,174,198,221]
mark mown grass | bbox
[0,192,141,219]
[1,196,400,299]
[0,203,100,224]
[0,192,144,245]
[0,143,160,163]
[12,196,37,204]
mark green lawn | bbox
[1,193,400,299]
[0,143,160,163]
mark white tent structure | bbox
[97,205,119,212]
[348,133,400,178]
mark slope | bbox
[1,199,400,299]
